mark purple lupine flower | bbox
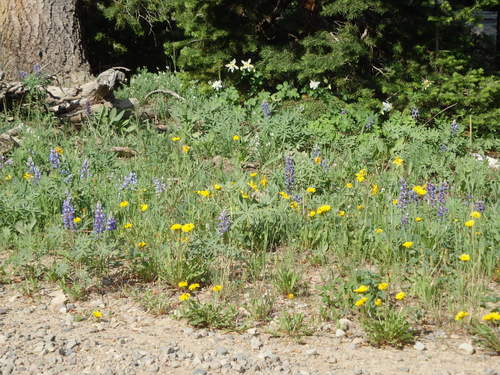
[292,194,302,203]
[121,172,137,190]
[439,144,448,152]
[284,155,295,194]
[426,183,437,206]
[437,182,448,204]
[84,100,92,117]
[62,195,76,230]
[261,102,271,118]
[152,177,166,194]
[26,157,41,182]
[397,179,410,210]
[411,108,419,120]
[19,71,28,80]
[450,120,459,136]
[49,149,61,169]
[63,174,74,184]
[311,145,320,159]
[106,216,117,231]
[437,205,448,217]
[93,202,107,234]
[79,159,90,179]
[0,156,13,169]
[32,64,41,76]
[217,209,231,235]
[400,213,409,226]
[365,118,374,130]
[473,201,485,213]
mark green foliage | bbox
[469,319,500,354]
[276,312,313,338]
[181,299,238,329]
[360,308,415,348]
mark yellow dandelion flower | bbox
[137,241,147,248]
[470,211,481,219]
[181,223,195,233]
[306,187,316,193]
[241,191,250,199]
[378,282,389,291]
[170,223,182,231]
[249,172,257,177]
[179,293,191,301]
[395,292,406,300]
[212,285,223,292]
[454,311,470,321]
[73,217,81,224]
[287,293,295,299]
[392,157,404,166]
[188,283,200,291]
[392,199,399,205]
[54,146,64,155]
[345,183,353,188]
[290,201,299,209]
[232,135,240,141]
[402,241,413,248]
[482,312,500,321]
[140,203,149,212]
[213,184,222,190]
[356,175,365,183]
[279,191,290,200]
[309,210,316,217]
[171,136,181,142]
[119,201,129,208]
[355,297,369,307]
[357,205,364,210]
[196,190,211,197]
[338,210,346,217]
[316,205,331,214]
[182,145,191,153]
[458,254,470,262]
[23,173,33,180]
[247,181,259,191]
[92,310,103,319]
[178,281,188,288]
[464,220,475,227]
[353,285,370,293]
[374,298,383,306]
[4,174,13,181]
[412,185,427,196]
[415,217,423,222]
[260,177,268,187]
[371,184,379,195]
[123,223,133,229]
[313,156,321,164]
[374,228,384,233]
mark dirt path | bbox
[0,285,497,375]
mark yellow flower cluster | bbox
[212,285,223,292]
[454,311,469,321]
[316,205,331,215]
[355,169,367,182]
[412,185,427,196]
[306,187,316,193]
[196,190,211,197]
[392,157,404,166]
[171,223,195,232]
[279,192,290,200]
[353,285,369,293]
[464,220,475,227]
[402,241,413,248]
[355,297,368,307]
[370,184,379,195]
[458,254,470,262]
[482,312,500,321]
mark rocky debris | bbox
[458,343,475,355]
[335,329,346,338]
[414,342,426,351]
[338,318,352,331]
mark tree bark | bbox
[0,0,91,83]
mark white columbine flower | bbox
[211,80,223,91]
[309,80,320,90]
[241,59,255,72]
[382,101,393,112]
[225,59,239,73]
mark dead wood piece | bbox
[144,89,185,101]
[110,147,138,158]
[0,124,28,154]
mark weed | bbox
[181,299,237,329]
[360,308,415,348]
[276,312,313,338]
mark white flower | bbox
[225,59,239,73]
[422,79,432,90]
[211,80,223,91]
[309,80,320,90]
[241,59,254,72]
[382,101,393,112]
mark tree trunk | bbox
[0,0,91,83]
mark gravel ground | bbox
[0,285,498,375]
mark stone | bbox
[397,368,410,373]
[335,329,346,338]
[192,369,207,375]
[216,346,229,356]
[482,369,499,375]
[49,290,67,312]
[247,328,258,336]
[250,337,263,350]
[413,342,426,351]
[338,318,352,331]
[458,343,475,355]
[305,348,319,356]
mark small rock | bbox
[49,289,67,312]
[353,370,364,375]
[183,327,194,335]
[0,308,9,315]
[327,356,338,364]
[335,329,346,338]
[414,342,426,351]
[458,343,475,355]
[216,346,229,356]
[397,368,410,373]
[305,348,319,356]
[192,369,207,375]
[482,369,499,375]
[347,338,364,350]
[338,318,352,331]
[247,328,258,336]
[250,337,263,350]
